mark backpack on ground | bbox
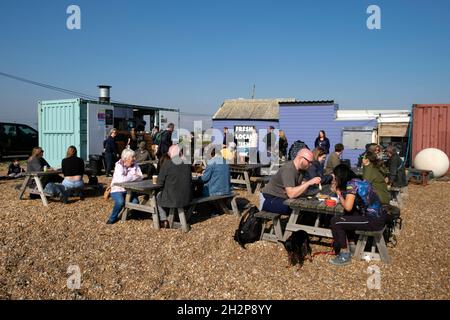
[288,140,310,160]
[233,206,263,248]
[382,204,402,247]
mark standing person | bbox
[325,143,344,175]
[362,151,390,205]
[248,127,258,164]
[278,130,288,160]
[329,164,385,266]
[263,126,276,157]
[127,128,138,151]
[156,123,174,159]
[106,149,143,224]
[156,145,192,228]
[314,130,331,154]
[385,145,407,188]
[7,159,24,178]
[104,128,119,177]
[136,120,146,133]
[151,126,160,144]
[260,148,321,214]
[222,127,234,148]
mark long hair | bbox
[317,130,326,139]
[29,147,43,161]
[279,130,286,139]
[66,145,77,158]
[312,147,326,161]
[333,164,357,191]
[364,150,382,168]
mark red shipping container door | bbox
[412,104,450,162]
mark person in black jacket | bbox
[314,130,330,154]
[386,145,407,188]
[156,145,192,228]
[7,159,24,178]
[156,123,174,159]
[104,128,118,177]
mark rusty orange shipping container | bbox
[412,104,450,162]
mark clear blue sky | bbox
[1,0,450,127]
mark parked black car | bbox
[0,122,38,161]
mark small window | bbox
[2,124,17,137]
[17,125,37,136]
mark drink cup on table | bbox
[152,175,158,184]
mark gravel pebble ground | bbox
[0,163,449,300]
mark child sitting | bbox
[8,159,25,178]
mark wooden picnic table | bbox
[17,168,95,206]
[229,163,270,193]
[283,197,344,241]
[113,180,162,230]
[17,170,62,206]
[137,159,158,166]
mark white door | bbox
[87,103,114,156]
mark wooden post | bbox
[121,191,132,221]
[34,176,48,206]
[17,175,31,200]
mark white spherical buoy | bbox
[414,148,449,178]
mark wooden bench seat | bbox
[255,210,284,243]
[354,227,391,263]
[168,193,239,233]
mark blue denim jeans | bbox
[108,192,139,222]
[62,178,84,190]
[261,193,292,214]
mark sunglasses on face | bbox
[302,156,312,164]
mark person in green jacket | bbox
[362,151,390,205]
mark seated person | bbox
[221,142,237,164]
[259,148,321,214]
[329,164,386,266]
[8,159,25,178]
[362,151,390,205]
[156,145,192,228]
[106,148,143,224]
[135,141,156,177]
[325,143,344,175]
[26,147,63,194]
[57,146,85,203]
[304,147,333,193]
[198,146,231,197]
[27,147,52,172]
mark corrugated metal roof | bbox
[212,99,290,120]
[212,98,335,120]
[279,100,335,105]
